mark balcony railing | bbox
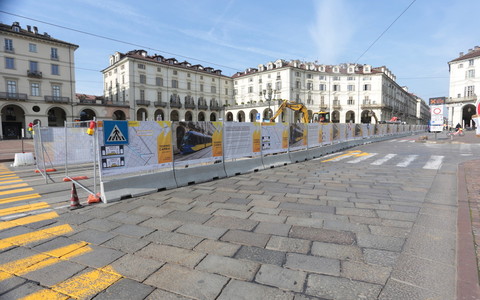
[198,104,208,110]
[135,100,150,106]
[319,105,328,111]
[154,101,167,108]
[210,104,221,111]
[79,98,97,104]
[0,92,27,101]
[45,96,69,103]
[27,70,43,78]
[170,101,182,108]
[447,96,476,104]
[184,102,196,109]
[101,100,130,107]
[360,102,383,109]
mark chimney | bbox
[469,48,473,53]
[33,26,38,34]
[460,52,464,57]
[27,25,31,32]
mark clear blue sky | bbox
[2,0,479,102]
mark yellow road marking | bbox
[0,179,23,185]
[0,224,73,250]
[0,183,28,190]
[0,211,59,230]
[0,202,50,217]
[22,265,122,299]
[0,174,18,179]
[0,187,33,196]
[321,150,362,162]
[0,171,14,175]
[0,242,91,281]
[19,289,68,300]
[0,193,41,205]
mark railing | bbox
[0,92,27,101]
[197,104,208,110]
[170,101,182,108]
[27,70,43,78]
[135,100,150,106]
[210,104,222,111]
[154,101,167,108]
[360,103,383,109]
[102,100,130,107]
[79,98,97,104]
[45,96,70,103]
[447,96,476,104]
[184,102,196,109]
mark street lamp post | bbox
[263,87,273,120]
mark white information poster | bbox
[322,124,332,145]
[307,123,322,148]
[261,122,288,155]
[224,122,261,160]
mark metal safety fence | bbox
[33,120,99,197]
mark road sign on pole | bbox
[430,105,444,132]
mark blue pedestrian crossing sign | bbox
[104,121,129,145]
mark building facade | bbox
[0,22,81,139]
[101,50,233,122]
[447,47,480,128]
[227,60,429,124]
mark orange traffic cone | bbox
[69,183,82,210]
[87,193,102,204]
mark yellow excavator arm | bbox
[270,100,310,123]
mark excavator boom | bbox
[270,100,310,123]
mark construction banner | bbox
[173,121,223,167]
[261,122,289,155]
[98,121,173,177]
[289,123,307,151]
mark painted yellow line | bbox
[0,193,41,205]
[0,171,14,175]
[0,183,28,190]
[0,202,50,217]
[23,265,122,300]
[321,150,362,162]
[0,174,18,178]
[0,187,33,196]
[0,179,23,185]
[0,242,91,281]
[0,224,73,250]
[0,211,59,230]
[19,289,68,300]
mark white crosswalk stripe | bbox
[371,154,397,165]
[347,153,378,164]
[423,155,444,170]
[322,152,445,170]
[396,155,418,167]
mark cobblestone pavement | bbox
[1,132,480,299]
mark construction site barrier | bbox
[32,120,428,203]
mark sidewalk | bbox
[0,139,35,162]
[459,159,480,299]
